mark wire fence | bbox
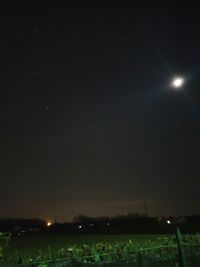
[1,229,200,267]
[1,244,200,267]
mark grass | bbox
[11,234,170,258]
[1,233,200,266]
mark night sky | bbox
[0,1,200,222]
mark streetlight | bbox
[171,76,185,89]
[47,221,52,227]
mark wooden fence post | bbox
[176,227,187,267]
[137,251,143,267]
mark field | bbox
[11,234,167,258]
[1,233,199,266]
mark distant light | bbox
[167,220,171,225]
[171,76,184,89]
[47,221,52,227]
[78,225,82,229]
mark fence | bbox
[1,228,200,267]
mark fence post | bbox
[176,227,187,267]
[137,251,143,267]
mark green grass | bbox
[3,233,200,266]
[11,234,170,258]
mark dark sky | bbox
[0,1,200,222]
